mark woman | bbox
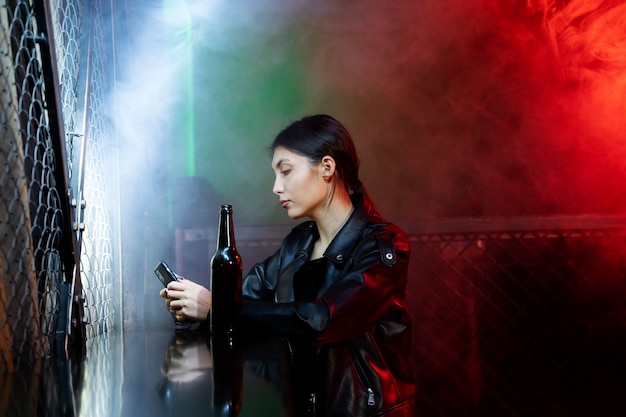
[162,114,417,416]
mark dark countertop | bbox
[1,323,295,417]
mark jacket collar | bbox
[323,192,373,264]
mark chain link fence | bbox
[2,0,62,373]
[405,217,626,416]
[0,0,116,377]
[71,0,116,340]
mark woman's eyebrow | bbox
[274,158,290,170]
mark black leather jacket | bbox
[241,193,417,416]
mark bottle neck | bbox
[217,205,236,249]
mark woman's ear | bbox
[320,155,336,180]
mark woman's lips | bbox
[280,200,290,208]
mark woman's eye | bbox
[281,169,291,176]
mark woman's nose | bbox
[272,177,283,195]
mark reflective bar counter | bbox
[1,323,294,417]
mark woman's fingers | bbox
[166,279,187,292]
[160,278,210,322]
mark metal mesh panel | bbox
[1,0,117,376]
[406,218,626,416]
[49,0,80,180]
[1,0,56,372]
[68,0,116,339]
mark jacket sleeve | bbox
[240,226,411,344]
[240,228,314,337]
[240,226,309,303]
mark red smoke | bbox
[306,0,626,218]
[533,0,626,213]
[461,0,626,215]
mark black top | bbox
[293,257,326,302]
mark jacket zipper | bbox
[348,344,377,407]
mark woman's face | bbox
[271,146,329,220]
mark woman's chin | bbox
[286,209,304,220]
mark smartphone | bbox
[154,261,179,287]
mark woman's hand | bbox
[160,278,211,322]
[161,335,213,383]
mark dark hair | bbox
[271,114,363,193]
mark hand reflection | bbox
[156,332,216,416]
[161,332,212,384]
[157,332,293,416]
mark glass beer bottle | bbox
[210,204,242,335]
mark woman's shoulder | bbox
[364,206,408,239]
[335,219,409,269]
[364,219,409,249]
[368,221,407,239]
[355,192,408,242]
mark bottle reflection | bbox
[211,335,243,416]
